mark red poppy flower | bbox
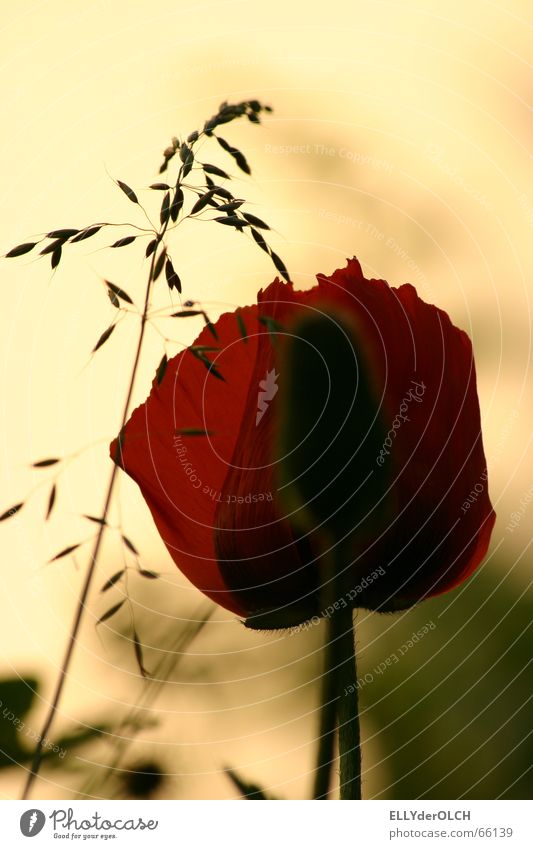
[110,258,495,624]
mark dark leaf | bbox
[47,229,79,239]
[224,767,270,800]
[107,289,120,308]
[111,426,126,467]
[236,311,248,342]
[83,514,107,526]
[171,309,203,318]
[170,187,184,222]
[100,570,125,592]
[0,503,23,521]
[150,183,171,191]
[180,143,194,178]
[117,180,138,204]
[40,239,64,255]
[203,163,230,179]
[216,113,238,127]
[5,242,37,258]
[191,190,216,215]
[71,226,101,243]
[97,600,125,625]
[160,192,171,226]
[190,345,220,353]
[190,349,224,381]
[45,484,56,520]
[51,246,62,269]
[251,228,270,254]
[259,315,284,347]
[179,142,192,163]
[259,315,285,334]
[156,353,167,385]
[214,215,244,230]
[160,139,178,170]
[132,628,149,678]
[218,100,236,113]
[247,111,260,124]
[145,238,157,258]
[92,323,116,353]
[242,212,269,230]
[152,247,167,281]
[217,200,244,213]
[106,281,134,304]
[139,569,159,579]
[49,543,81,562]
[122,535,139,556]
[165,258,181,293]
[204,318,219,341]
[187,130,199,144]
[0,677,39,764]
[232,149,251,175]
[181,157,193,179]
[32,458,60,468]
[204,361,225,381]
[111,236,136,248]
[201,311,219,340]
[271,251,290,282]
[211,186,233,200]
[215,136,232,153]
[0,673,41,720]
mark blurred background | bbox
[0,0,531,799]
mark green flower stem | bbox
[313,606,361,800]
[312,643,338,799]
[335,605,362,800]
[313,542,362,800]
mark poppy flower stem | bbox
[313,643,338,799]
[313,606,361,800]
[334,606,362,800]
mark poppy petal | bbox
[110,305,260,614]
